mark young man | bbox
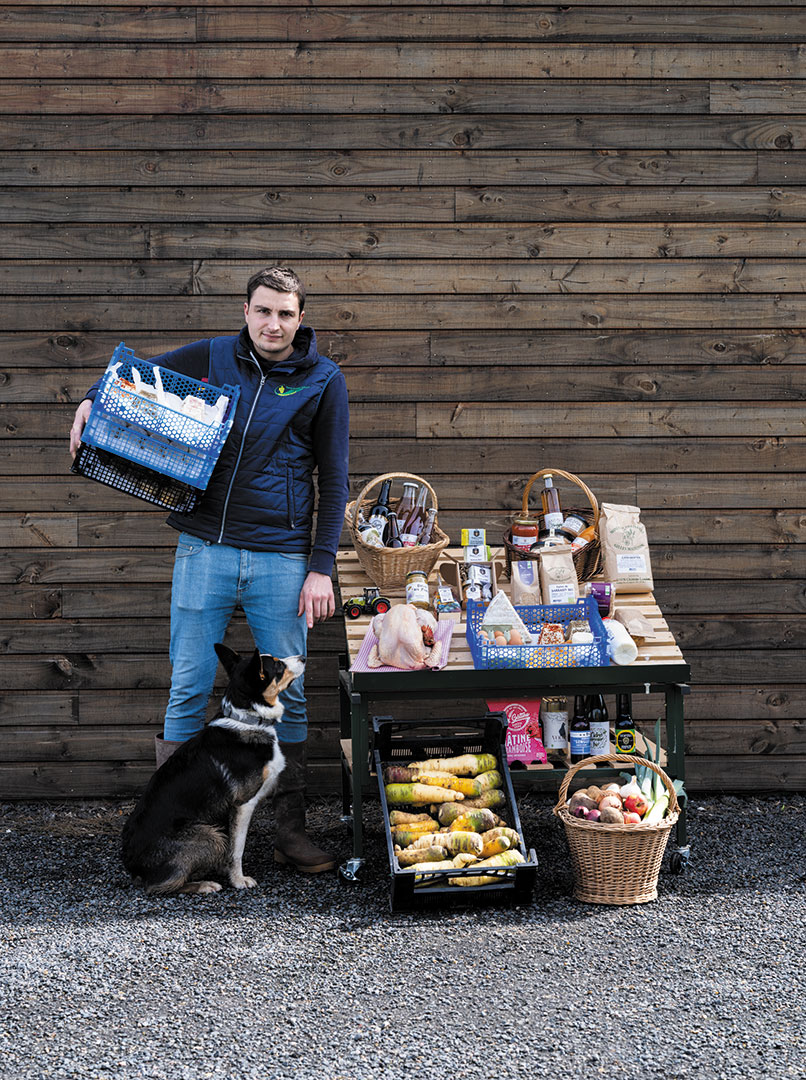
[69,266,350,874]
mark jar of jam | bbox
[405,570,430,609]
[511,517,539,550]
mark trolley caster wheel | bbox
[669,846,690,875]
[339,857,364,883]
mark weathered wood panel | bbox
[1,2,804,798]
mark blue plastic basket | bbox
[81,342,240,490]
[466,595,608,670]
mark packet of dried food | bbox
[538,544,579,606]
[510,559,542,605]
[599,503,654,593]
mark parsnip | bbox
[405,753,498,777]
[395,844,446,868]
[388,810,434,826]
[480,834,511,858]
[384,782,465,805]
[446,808,497,834]
[480,826,521,850]
[449,849,525,886]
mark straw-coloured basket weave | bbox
[503,468,602,583]
[345,472,450,591]
[553,753,680,906]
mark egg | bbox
[509,629,523,646]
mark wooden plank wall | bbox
[1,1,804,797]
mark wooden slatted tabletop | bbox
[337,547,688,675]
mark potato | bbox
[568,793,598,815]
[599,806,625,824]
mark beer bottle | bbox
[614,693,637,754]
[400,485,429,546]
[418,507,438,546]
[540,473,564,531]
[588,693,610,762]
[385,511,404,548]
[367,479,393,536]
[569,695,591,765]
[356,510,384,549]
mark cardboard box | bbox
[438,559,505,610]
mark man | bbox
[69,266,350,874]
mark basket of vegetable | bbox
[373,714,538,911]
[345,472,450,591]
[553,753,680,906]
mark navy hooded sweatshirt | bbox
[83,325,349,577]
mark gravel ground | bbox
[1,791,804,1080]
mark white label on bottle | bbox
[400,533,419,547]
[569,730,591,757]
[405,580,429,604]
[589,722,610,755]
[368,512,386,531]
[543,710,568,750]
[547,582,576,605]
[543,511,563,530]
[562,514,585,536]
[617,552,647,573]
[511,534,535,550]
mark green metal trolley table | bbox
[337,549,691,881]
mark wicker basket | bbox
[503,467,602,583]
[345,472,450,591]
[553,753,680,906]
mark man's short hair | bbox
[246,266,306,312]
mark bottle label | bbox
[589,722,610,755]
[400,533,419,547]
[511,534,535,550]
[562,514,586,537]
[542,710,568,750]
[543,511,563,530]
[569,729,591,757]
[615,727,636,753]
[368,512,387,532]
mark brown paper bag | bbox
[538,545,579,606]
[600,503,654,593]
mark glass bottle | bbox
[385,510,404,548]
[395,482,418,523]
[540,473,563,532]
[614,693,637,754]
[418,507,438,546]
[588,693,610,761]
[569,694,591,765]
[356,510,384,549]
[541,696,569,766]
[400,485,429,547]
[571,523,597,554]
[367,479,393,535]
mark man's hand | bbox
[69,400,93,458]
[298,570,335,629]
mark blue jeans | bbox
[164,533,309,744]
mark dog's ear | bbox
[214,642,241,676]
[245,647,265,682]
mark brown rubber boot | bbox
[154,733,184,769]
[273,740,336,873]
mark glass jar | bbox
[405,570,430,609]
[511,517,539,550]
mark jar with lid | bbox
[405,570,430,609]
[511,517,539,551]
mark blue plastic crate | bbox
[81,342,240,490]
[466,595,608,669]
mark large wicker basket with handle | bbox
[345,472,450,591]
[553,753,680,905]
[503,467,602,582]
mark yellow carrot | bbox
[457,789,507,811]
[384,783,465,805]
[390,821,439,847]
[447,808,497,834]
[395,845,446,868]
[388,810,435,826]
[474,769,503,792]
[449,849,525,886]
[480,834,511,858]
[405,753,498,777]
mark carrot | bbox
[480,834,511,858]
[446,808,497,834]
[409,771,481,798]
[395,845,446,868]
[437,802,505,827]
[388,810,435,826]
[390,821,439,847]
[407,830,483,856]
[383,765,417,784]
[405,753,498,777]
[449,849,525,886]
[457,789,507,811]
[474,769,503,792]
[480,826,521,850]
[384,783,465,806]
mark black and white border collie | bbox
[121,643,304,895]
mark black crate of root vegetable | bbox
[373,714,538,912]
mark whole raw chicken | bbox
[367,604,442,669]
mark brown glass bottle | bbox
[569,695,592,764]
[385,511,404,548]
[418,507,438,546]
[400,485,429,546]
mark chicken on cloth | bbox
[350,604,455,672]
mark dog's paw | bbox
[193,881,222,895]
[230,874,258,889]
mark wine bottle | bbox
[367,479,392,536]
[418,507,438,546]
[588,693,610,762]
[614,693,637,754]
[540,473,563,531]
[400,485,429,547]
